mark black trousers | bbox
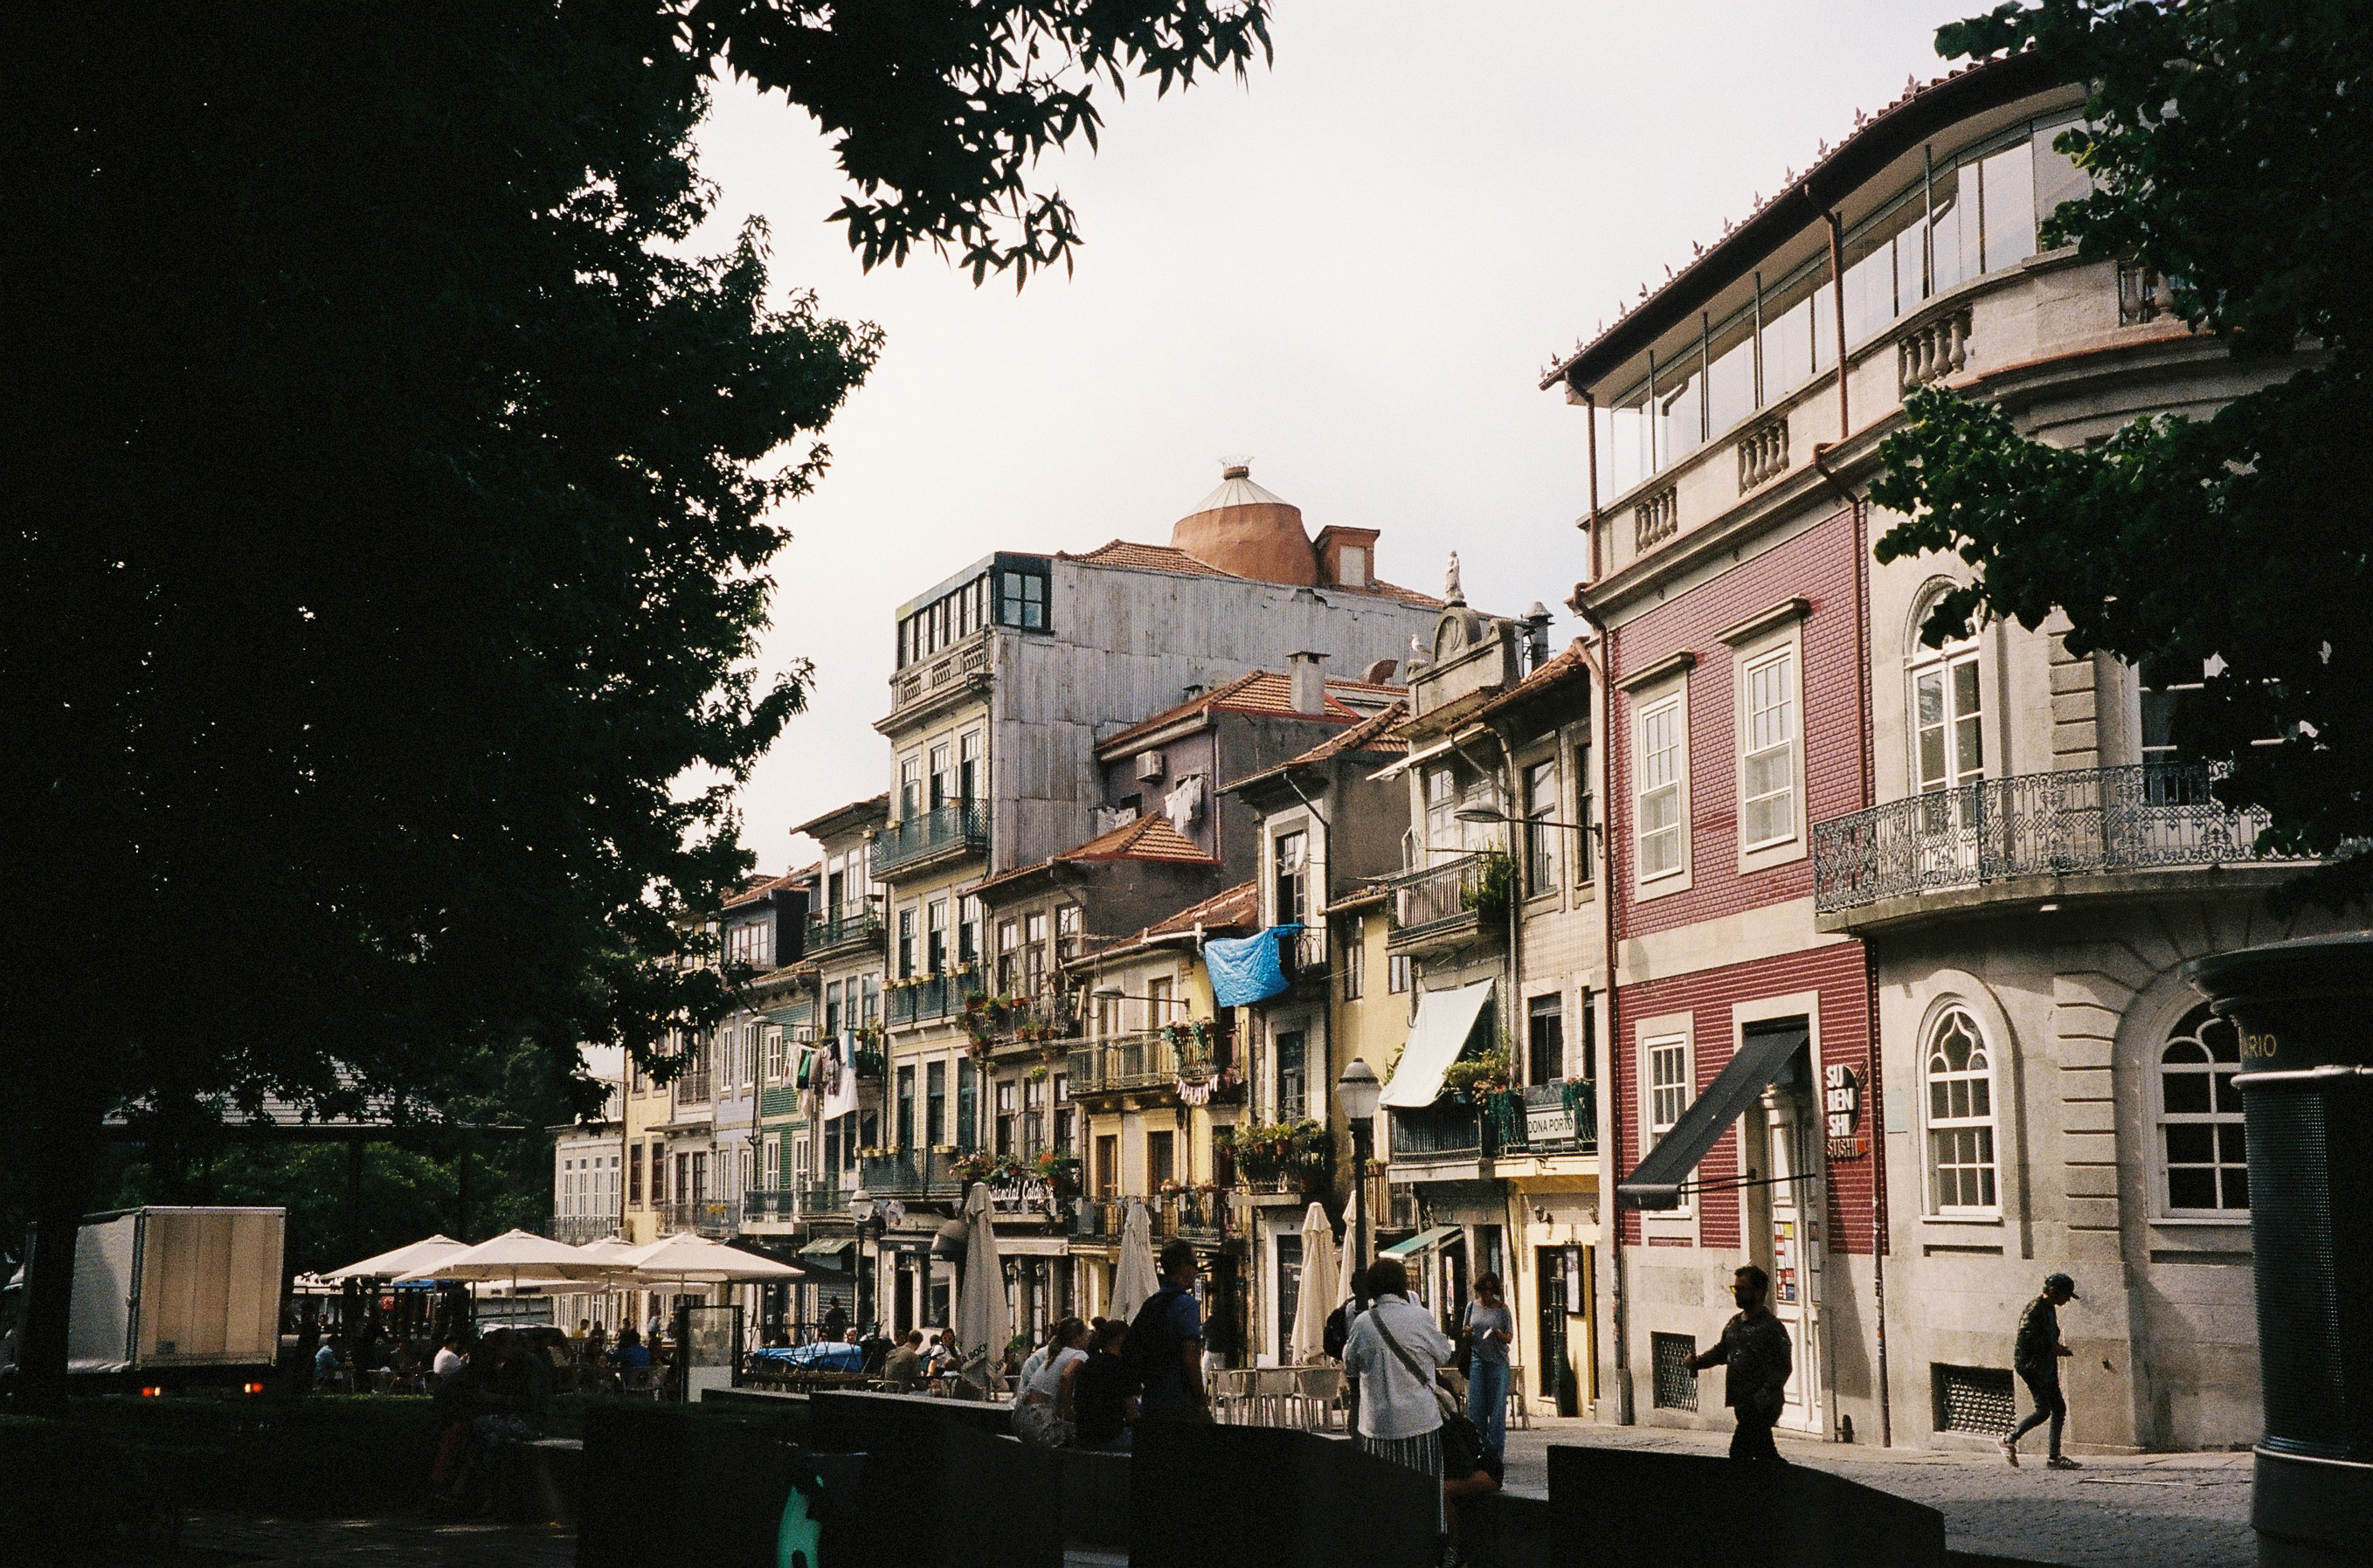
[1729,1406,1783,1461]
[2010,1371,2065,1456]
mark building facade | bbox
[1547,54,2339,1451]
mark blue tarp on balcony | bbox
[1206,923,1301,1006]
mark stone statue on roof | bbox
[1444,550,1466,607]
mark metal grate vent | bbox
[1650,1332,1699,1411]
[1933,1364,2016,1436]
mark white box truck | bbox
[66,1205,286,1385]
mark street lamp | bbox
[848,1190,881,1333]
[1454,805,1596,836]
[1336,1058,1382,1301]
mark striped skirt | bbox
[1355,1428,1444,1531]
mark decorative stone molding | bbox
[1736,415,1789,494]
[889,630,993,713]
[1632,485,1679,552]
[1898,307,1972,392]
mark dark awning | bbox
[1618,1022,1809,1210]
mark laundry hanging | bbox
[1205,924,1301,1007]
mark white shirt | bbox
[432,1346,464,1382]
[1341,1294,1454,1440]
[1018,1344,1049,1390]
[1024,1344,1086,1405]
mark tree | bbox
[1871,1,2371,908]
[3,0,1269,1399]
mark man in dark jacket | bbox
[2003,1273,2079,1468]
[1685,1264,1794,1461]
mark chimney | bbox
[1523,603,1553,672]
[1289,651,1326,715]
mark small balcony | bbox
[671,1071,711,1108]
[804,903,885,957]
[887,965,979,1029]
[1068,1032,1221,1099]
[742,1188,802,1225]
[858,1150,964,1201]
[1073,1189,1230,1242]
[1505,1080,1597,1157]
[1385,853,1505,955]
[1811,763,2307,929]
[875,801,989,878]
[658,1198,737,1238]
[968,985,1083,1054]
[1387,1104,1486,1165]
[553,1215,619,1245]
[803,1180,848,1221]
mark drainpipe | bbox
[1566,595,1629,1425]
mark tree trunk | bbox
[19,1090,106,1405]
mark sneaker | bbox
[2047,1455,2082,1470]
[1999,1435,2019,1468]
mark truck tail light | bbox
[139,1385,163,1398]
[242,1381,266,1395]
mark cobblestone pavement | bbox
[176,1513,574,1567]
[1498,1419,2254,1568]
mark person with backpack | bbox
[1125,1240,1209,1422]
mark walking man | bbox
[2003,1273,2081,1469]
[1127,1240,1209,1422]
[1685,1264,1793,1461]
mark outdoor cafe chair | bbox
[1293,1364,1346,1431]
[1505,1364,1532,1432]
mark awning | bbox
[1378,979,1498,1109]
[1618,1022,1809,1210]
[1381,1225,1461,1258]
[797,1237,854,1261]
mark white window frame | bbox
[1638,1015,1695,1225]
[1634,687,1691,894]
[1735,636,1802,867]
[1909,639,1986,794]
[1922,1004,2001,1219]
[2155,1004,2251,1223]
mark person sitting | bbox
[1072,1320,1136,1453]
[1011,1317,1090,1445]
[882,1330,926,1392]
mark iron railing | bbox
[1514,1079,1598,1154]
[887,966,979,1027]
[659,1199,736,1237]
[1387,853,1489,936]
[553,1216,619,1245]
[802,1181,847,1219]
[1159,1187,1228,1241]
[1068,1033,1221,1096]
[805,904,884,952]
[875,801,988,875]
[1387,1105,1486,1161]
[742,1189,802,1223]
[1811,763,2300,915]
[1388,1081,1598,1164]
[858,1150,963,1200]
[1284,925,1328,976]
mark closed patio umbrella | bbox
[1110,1197,1159,1325]
[1289,1202,1340,1364]
[322,1234,467,1282]
[954,1182,1009,1397]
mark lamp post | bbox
[1336,1058,1381,1302]
[848,1190,881,1333]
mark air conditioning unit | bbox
[1135,749,1165,783]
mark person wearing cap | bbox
[2003,1272,2081,1468]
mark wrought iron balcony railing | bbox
[742,1189,802,1223]
[658,1198,737,1237]
[875,801,989,875]
[1068,1032,1219,1096]
[1387,1104,1486,1162]
[1386,853,1491,938]
[858,1150,963,1200]
[887,965,979,1028]
[805,903,885,953]
[553,1215,619,1245]
[802,1181,847,1220]
[1811,763,2302,915]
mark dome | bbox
[1170,459,1318,586]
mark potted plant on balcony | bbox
[1459,846,1517,929]
[1440,1044,1512,1104]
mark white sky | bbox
[690,0,1977,870]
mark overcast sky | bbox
[691,0,1977,871]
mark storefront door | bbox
[1761,1089,1823,1434]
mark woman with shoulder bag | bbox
[1340,1256,1470,1537]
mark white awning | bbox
[1378,978,1497,1109]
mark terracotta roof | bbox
[969,812,1219,897]
[1098,670,1404,754]
[1224,700,1411,796]
[1147,880,1260,936]
[1540,52,2058,393]
[1064,539,1243,578]
[1359,578,1447,610]
[1474,641,1591,722]
[722,870,805,911]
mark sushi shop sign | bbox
[1823,1063,1864,1161]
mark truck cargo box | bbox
[66,1206,285,1374]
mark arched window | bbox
[1925,1005,1998,1214]
[1906,593,1984,795]
[2160,1005,2247,1215]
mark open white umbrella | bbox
[1110,1197,1159,1325]
[393,1228,609,1294]
[620,1233,804,1285]
[954,1182,1009,1397]
[322,1234,467,1282]
[1289,1202,1340,1364]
